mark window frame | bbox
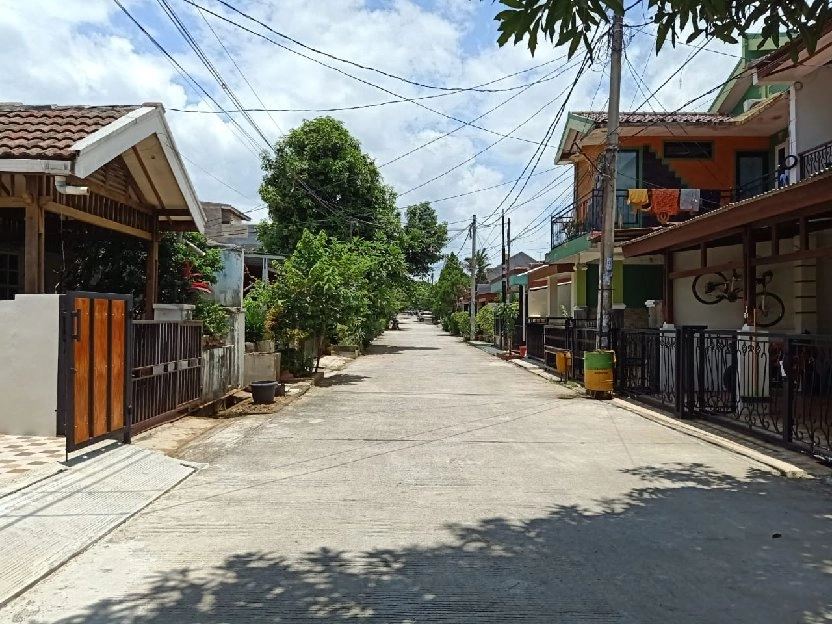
[663,141,714,160]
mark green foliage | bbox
[257,116,400,255]
[405,279,435,312]
[476,305,496,341]
[488,0,828,59]
[158,233,223,306]
[496,300,520,328]
[401,202,448,277]
[452,311,472,339]
[265,230,407,369]
[463,249,490,284]
[243,279,278,343]
[58,230,222,317]
[193,300,230,339]
[431,253,469,319]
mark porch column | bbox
[546,275,559,317]
[663,251,674,325]
[145,223,159,320]
[742,226,756,326]
[23,176,44,293]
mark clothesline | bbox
[627,187,702,225]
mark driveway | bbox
[6,317,831,623]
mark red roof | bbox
[0,104,141,160]
[573,111,733,126]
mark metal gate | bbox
[59,292,133,453]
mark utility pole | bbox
[597,13,624,351]
[501,210,507,304]
[469,215,477,341]
[506,217,511,304]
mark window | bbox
[0,252,19,300]
[616,150,640,190]
[663,141,713,159]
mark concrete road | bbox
[6,318,831,623]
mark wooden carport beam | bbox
[23,175,44,293]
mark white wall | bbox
[0,295,60,436]
[210,247,244,308]
[672,242,797,331]
[528,287,548,317]
[795,67,832,155]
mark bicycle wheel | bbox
[754,292,786,328]
[692,272,728,305]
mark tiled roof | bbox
[573,111,733,126]
[0,104,141,160]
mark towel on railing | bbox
[627,188,649,206]
[650,189,680,224]
[679,188,701,212]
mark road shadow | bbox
[40,463,832,623]
[367,344,440,355]
[317,373,369,388]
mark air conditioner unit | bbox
[743,98,764,112]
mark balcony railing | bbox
[799,140,832,180]
[550,188,732,249]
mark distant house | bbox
[201,201,282,287]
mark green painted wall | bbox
[575,267,587,306]
[613,261,624,305]
[586,264,599,308]
[623,265,664,308]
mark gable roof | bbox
[0,105,141,159]
[0,103,206,233]
[485,252,538,282]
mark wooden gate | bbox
[59,292,133,453]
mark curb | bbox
[466,340,807,479]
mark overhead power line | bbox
[184,0,561,148]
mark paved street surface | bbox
[5,318,831,623]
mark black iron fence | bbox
[615,327,832,460]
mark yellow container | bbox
[555,350,572,374]
[584,350,615,393]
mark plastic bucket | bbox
[519,345,527,358]
[555,351,572,374]
[584,350,615,393]
[251,380,279,404]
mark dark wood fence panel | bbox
[131,320,203,433]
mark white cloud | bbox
[0,0,744,259]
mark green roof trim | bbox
[545,236,591,263]
[510,273,528,287]
[555,112,596,164]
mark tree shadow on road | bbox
[366,345,440,355]
[317,373,369,387]
[41,463,832,624]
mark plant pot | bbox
[250,380,279,404]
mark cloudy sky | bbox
[1,0,744,267]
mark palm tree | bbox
[463,249,489,284]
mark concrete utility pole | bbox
[469,215,477,340]
[501,210,507,304]
[597,13,624,351]
[506,218,512,304]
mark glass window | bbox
[664,141,713,159]
[616,150,639,191]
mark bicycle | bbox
[691,269,786,328]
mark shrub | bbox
[193,300,229,339]
[476,305,495,341]
[452,311,471,339]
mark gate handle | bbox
[70,310,81,341]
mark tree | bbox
[431,253,470,321]
[489,0,830,58]
[463,249,489,284]
[258,116,400,254]
[401,202,448,277]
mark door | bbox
[616,150,640,226]
[735,152,770,200]
[59,292,133,453]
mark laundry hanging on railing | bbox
[679,188,701,212]
[627,188,650,215]
[650,189,681,225]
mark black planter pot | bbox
[251,380,279,404]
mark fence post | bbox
[674,327,683,417]
[696,329,706,414]
[784,338,794,444]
